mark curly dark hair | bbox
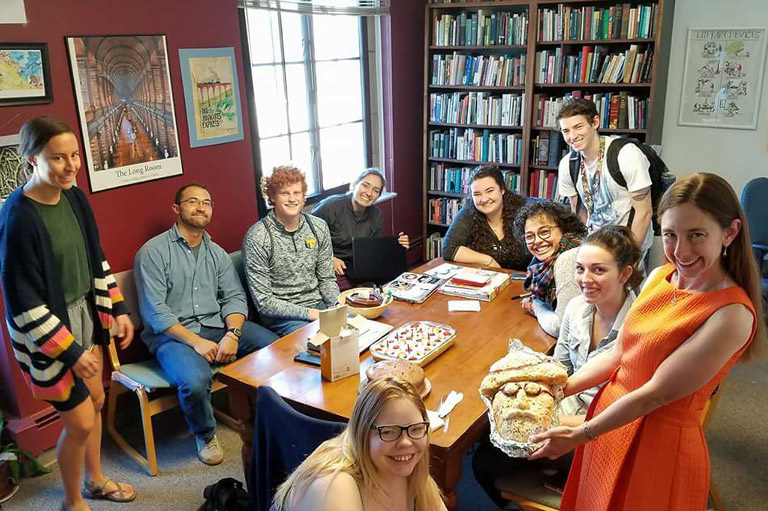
[583,225,645,290]
[513,201,587,240]
[464,165,526,242]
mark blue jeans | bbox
[154,321,279,442]
[260,300,324,337]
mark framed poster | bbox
[679,28,768,130]
[0,42,52,106]
[0,134,33,203]
[179,47,244,147]
[66,35,183,192]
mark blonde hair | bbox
[658,172,766,361]
[272,378,444,510]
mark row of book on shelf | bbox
[534,90,648,130]
[538,3,659,42]
[430,128,524,165]
[535,44,653,84]
[534,90,649,130]
[426,232,443,261]
[429,164,522,196]
[531,130,567,168]
[429,92,525,127]
[431,53,527,87]
[429,197,462,227]
[528,168,560,201]
[433,10,528,47]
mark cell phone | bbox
[294,350,321,367]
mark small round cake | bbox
[366,359,426,396]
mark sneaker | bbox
[195,434,224,465]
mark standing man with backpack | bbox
[556,98,656,262]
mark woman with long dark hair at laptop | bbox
[313,168,409,286]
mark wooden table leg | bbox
[430,448,465,511]
[226,381,256,482]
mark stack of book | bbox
[538,3,659,42]
[430,91,525,127]
[431,53,527,87]
[439,267,511,302]
[433,10,528,46]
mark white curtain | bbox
[240,0,389,16]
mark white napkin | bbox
[448,300,481,312]
[437,391,464,418]
[427,409,444,432]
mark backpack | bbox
[569,137,675,234]
[200,477,253,511]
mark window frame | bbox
[240,8,375,215]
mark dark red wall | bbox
[0,0,257,423]
[1,0,259,272]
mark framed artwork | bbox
[179,47,244,147]
[679,27,768,130]
[66,35,183,192]
[0,134,32,204]
[0,43,52,106]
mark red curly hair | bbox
[261,165,308,205]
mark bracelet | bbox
[582,421,598,441]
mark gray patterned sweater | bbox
[243,211,339,321]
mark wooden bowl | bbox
[339,288,393,319]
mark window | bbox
[244,8,372,198]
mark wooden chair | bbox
[496,383,728,511]
[104,269,235,476]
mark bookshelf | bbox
[423,0,671,260]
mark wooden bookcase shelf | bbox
[423,0,670,259]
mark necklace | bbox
[670,272,726,307]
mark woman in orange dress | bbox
[529,173,766,511]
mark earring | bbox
[722,244,728,257]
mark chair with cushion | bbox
[495,384,729,511]
[740,177,768,303]
[104,270,234,476]
[250,386,347,511]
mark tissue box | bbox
[319,326,360,382]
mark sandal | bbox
[83,477,136,503]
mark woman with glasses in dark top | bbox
[514,201,587,337]
[272,377,446,511]
[441,165,530,270]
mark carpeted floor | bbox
[5,360,767,511]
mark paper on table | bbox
[448,300,481,312]
[427,409,445,432]
[437,390,464,418]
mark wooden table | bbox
[218,260,554,510]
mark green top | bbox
[31,193,91,304]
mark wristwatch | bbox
[227,327,242,339]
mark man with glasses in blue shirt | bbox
[134,183,278,465]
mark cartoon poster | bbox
[179,47,244,147]
[679,28,768,129]
[66,35,183,192]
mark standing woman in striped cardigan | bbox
[0,117,136,511]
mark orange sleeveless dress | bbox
[560,265,757,511]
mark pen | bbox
[510,292,532,301]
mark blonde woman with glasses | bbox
[272,378,446,511]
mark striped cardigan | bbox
[0,186,127,404]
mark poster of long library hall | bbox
[679,28,767,130]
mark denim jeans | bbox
[260,300,325,337]
[154,321,279,442]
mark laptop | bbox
[352,236,407,284]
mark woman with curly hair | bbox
[273,377,447,511]
[441,165,529,270]
[514,201,587,337]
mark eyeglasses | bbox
[371,421,429,442]
[179,197,214,208]
[524,225,558,244]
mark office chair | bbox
[740,177,768,304]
